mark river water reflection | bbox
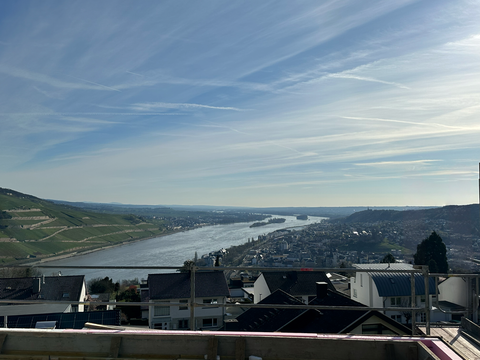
[40,215,326,281]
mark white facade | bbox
[149,296,226,330]
[76,281,87,312]
[350,264,447,324]
[253,274,270,303]
[438,277,467,307]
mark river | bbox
[39,215,325,281]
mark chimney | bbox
[316,282,328,299]
[32,278,41,294]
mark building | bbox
[0,275,87,314]
[350,264,449,324]
[225,284,412,335]
[252,270,334,303]
[147,271,230,330]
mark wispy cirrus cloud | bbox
[327,73,410,89]
[130,102,246,112]
[354,160,441,167]
[0,64,117,91]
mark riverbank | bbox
[35,215,326,281]
[25,227,189,267]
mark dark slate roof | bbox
[280,290,412,335]
[223,289,309,332]
[262,271,335,296]
[148,271,230,300]
[39,276,85,301]
[340,310,412,335]
[224,288,411,335]
[0,275,85,302]
[280,290,369,334]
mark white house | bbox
[253,271,334,304]
[350,264,449,324]
[147,271,230,330]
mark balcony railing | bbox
[1,263,479,336]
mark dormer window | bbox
[62,293,69,298]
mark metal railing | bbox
[1,263,479,335]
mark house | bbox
[252,270,334,303]
[436,276,480,321]
[224,283,412,335]
[350,264,449,324]
[0,275,87,313]
[147,271,230,330]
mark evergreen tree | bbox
[381,253,396,263]
[414,231,448,273]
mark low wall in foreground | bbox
[0,328,457,360]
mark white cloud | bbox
[130,102,246,112]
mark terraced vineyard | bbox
[0,188,168,264]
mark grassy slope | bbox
[0,188,166,264]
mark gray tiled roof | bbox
[0,275,85,302]
[148,271,230,300]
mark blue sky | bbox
[1,0,480,207]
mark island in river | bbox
[249,218,286,228]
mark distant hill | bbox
[50,201,436,219]
[340,204,479,223]
[0,187,167,264]
[336,204,480,236]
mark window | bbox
[353,288,357,298]
[419,312,426,322]
[391,315,402,322]
[179,299,188,310]
[202,318,218,327]
[202,298,218,308]
[154,302,170,316]
[360,274,363,287]
[154,322,168,330]
[178,319,189,329]
[420,296,425,303]
[62,293,69,298]
[390,297,401,306]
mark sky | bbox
[1,0,480,207]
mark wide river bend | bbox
[40,215,326,281]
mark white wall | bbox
[253,274,270,303]
[149,297,226,330]
[438,277,467,307]
[78,281,87,312]
[351,273,373,307]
